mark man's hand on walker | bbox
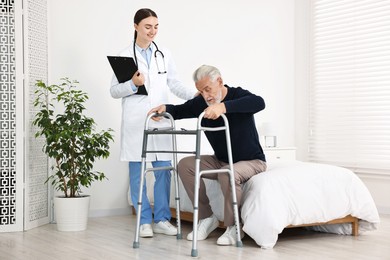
[203,103,226,120]
[148,105,167,121]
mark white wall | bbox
[48,0,295,216]
[294,0,309,161]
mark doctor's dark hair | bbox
[193,65,221,83]
[133,8,158,40]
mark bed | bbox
[241,160,379,248]
[131,160,380,248]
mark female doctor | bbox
[110,8,196,238]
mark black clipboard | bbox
[107,56,148,95]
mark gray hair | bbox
[192,65,221,83]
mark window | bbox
[309,0,390,174]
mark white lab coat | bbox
[110,41,196,162]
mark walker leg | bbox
[173,169,182,239]
[133,158,147,248]
[226,123,243,248]
[191,157,201,257]
[230,171,243,247]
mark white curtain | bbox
[309,0,390,175]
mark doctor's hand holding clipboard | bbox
[132,71,144,87]
[109,8,197,239]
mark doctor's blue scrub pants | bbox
[129,161,172,225]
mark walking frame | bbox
[133,111,243,257]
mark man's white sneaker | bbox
[139,224,153,238]
[216,225,244,246]
[153,221,177,236]
[187,214,219,241]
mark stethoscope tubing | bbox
[133,41,167,74]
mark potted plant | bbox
[32,77,114,231]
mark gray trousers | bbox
[177,155,267,226]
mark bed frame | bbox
[169,208,359,236]
[285,214,359,236]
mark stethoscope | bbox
[133,41,167,74]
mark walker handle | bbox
[144,112,175,130]
[197,111,229,131]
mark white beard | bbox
[206,90,222,106]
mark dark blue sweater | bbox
[166,85,266,163]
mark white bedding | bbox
[240,160,380,248]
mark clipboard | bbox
[107,56,148,95]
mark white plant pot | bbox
[54,195,90,231]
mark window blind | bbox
[309,0,390,174]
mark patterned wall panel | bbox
[1,0,48,230]
[26,0,48,224]
[0,0,16,226]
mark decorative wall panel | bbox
[25,0,49,228]
[0,0,16,227]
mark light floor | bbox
[1,214,390,260]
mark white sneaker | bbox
[216,225,244,246]
[153,220,177,236]
[187,214,219,241]
[139,224,153,238]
